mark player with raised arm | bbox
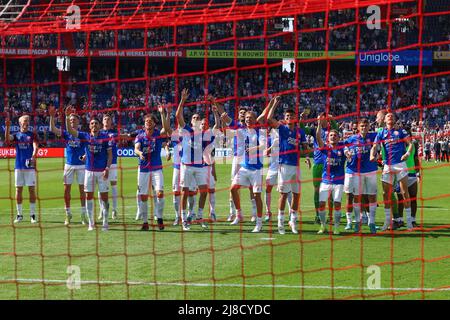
[98,114,120,221]
[176,89,214,231]
[370,112,414,231]
[134,105,171,231]
[222,106,259,222]
[316,115,347,235]
[220,101,270,232]
[49,106,87,225]
[299,110,335,224]
[5,115,39,224]
[261,97,309,234]
[342,118,378,234]
[64,107,113,231]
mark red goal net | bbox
[1,0,449,300]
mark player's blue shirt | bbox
[311,128,328,165]
[135,129,164,172]
[375,128,409,165]
[239,127,266,170]
[278,125,306,166]
[62,130,85,166]
[320,142,347,185]
[78,132,112,171]
[180,125,214,167]
[229,119,245,157]
[101,129,118,165]
[343,133,378,174]
[12,131,36,170]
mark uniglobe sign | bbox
[357,50,432,66]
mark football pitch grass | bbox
[0,158,449,300]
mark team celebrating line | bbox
[3,91,420,234]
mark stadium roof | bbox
[0,0,413,35]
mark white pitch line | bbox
[1,277,450,292]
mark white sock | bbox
[229,199,236,215]
[265,191,272,214]
[81,206,86,215]
[405,207,412,223]
[278,210,284,226]
[111,185,118,210]
[98,191,103,213]
[173,195,181,219]
[256,216,262,226]
[251,199,257,217]
[30,203,36,216]
[346,212,352,224]
[384,208,391,224]
[86,199,94,226]
[209,193,216,215]
[188,195,196,216]
[354,204,361,224]
[101,200,109,226]
[181,210,187,223]
[334,210,341,228]
[287,192,293,212]
[65,207,71,215]
[319,210,327,225]
[136,190,141,217]
[140,201,148,223]
[198,207,204,219]
[369,203,377,225]
[17,203,23,216]
[156,196,164,219]
[290,210,298,223]
[236,209,243,219]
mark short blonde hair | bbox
[19,115,30,124]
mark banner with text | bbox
[357,50,433,66]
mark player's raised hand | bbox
[48,105,56,117]
[181,88,189,101]
[157,103,165,114]
[65,105,76,116]
[5,114,11,127]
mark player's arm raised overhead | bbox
[64,106,79,138]
[265,96,282,128]
[256,96,275,124]
[4,114,13,144]
[48,105,62,137]
[316,116,325,149]
[158,103,172,136]
[209,95,232,127]
[176,88,189,129]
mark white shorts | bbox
[231,156,241,182]
[266,168,278,186]
[344,172,378,196]
[232,167,263,193]
[63,164,85,185]
[408,176,418,188]
[277,164,301,194]
[381,162,408,185]
[138,169,164,195]
[84,170,109,193]
[172,167,181,193]
[180,164,207,188]
[204,166,216,190]
[109,164,118,182]
[319,183,344,203]
[15,169,36,187]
